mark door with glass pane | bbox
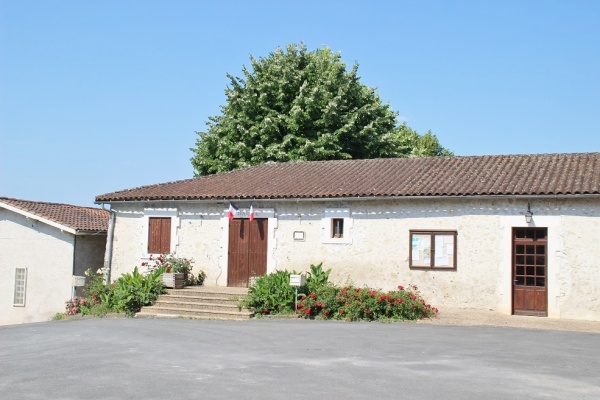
[512,228,547,316]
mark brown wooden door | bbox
[148,217,171,254]
[512,228,548,316]
[228,218,268,287]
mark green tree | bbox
[392,123,453,157]
[191,43,451,176]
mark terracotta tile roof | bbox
[95,153,600,202]
[0,198,109,232]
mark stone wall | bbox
[108,197,600,321]
[74,234,107,277]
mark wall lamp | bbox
[525,203,533,224]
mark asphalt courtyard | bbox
[1,318,599,400]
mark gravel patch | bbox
[419,307,600,333]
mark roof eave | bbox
[0,202,78,234]
[94,192,600,205]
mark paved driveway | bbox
[1,318,599,400]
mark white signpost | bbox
[289,274,306,312]
[72,275,86,299]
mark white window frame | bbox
[14,268,27,306]
[322,208,352,244]
[142,208,179,257]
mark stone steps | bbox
[136,286,253,321]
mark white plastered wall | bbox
[109,202,277,286]
[0,209,75,325]
[107,197,600,321]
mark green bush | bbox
[196,270,207,286]
[62,264,167,318]
[299,284,438,321]
[82,268,115,312]
[112,267,165,316]
[245,263,438,321]
[305,262,332,292]
[244,270,299,315]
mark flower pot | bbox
[162,272,185,289]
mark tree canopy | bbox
[191,43,451,176]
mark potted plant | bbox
[161,269,185,289]
[143,255,192,289]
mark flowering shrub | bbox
[84,267,114,311]
[64,268,111,316]
[141,254,203,286]
[60,262,167,318]
[245,263,438,321]
[65,296,87,315]
[298,284,438,321]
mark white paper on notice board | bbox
[435,236,444,252]
[435,257,449,266]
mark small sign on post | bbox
[289,274,306,312]
[289,274,306,287]
[72,276,86,287]
[71,275,86,301]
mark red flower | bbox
[398,285,404,290]
[310,292,316,300]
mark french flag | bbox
[249,204,255,221]
[228,202,238,220]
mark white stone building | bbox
[96,153,600,321]
[0,198,108,325]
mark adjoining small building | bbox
[95,153,600,321]
[0,198,108,325]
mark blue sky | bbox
[1,1,599,207]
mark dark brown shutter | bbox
[148,217,171,254]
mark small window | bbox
[14,268,27,306]
[332,218,344,238]
[322,208,352,244]
[148,217,171,254]
[409,230,457,270]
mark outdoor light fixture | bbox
[525,203,533,223]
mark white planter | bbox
[162,272,184,289]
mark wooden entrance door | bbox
[228,218,268,287]
[512,228,548,316]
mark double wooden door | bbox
[227,218,268,287]
[512,228,548,316]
